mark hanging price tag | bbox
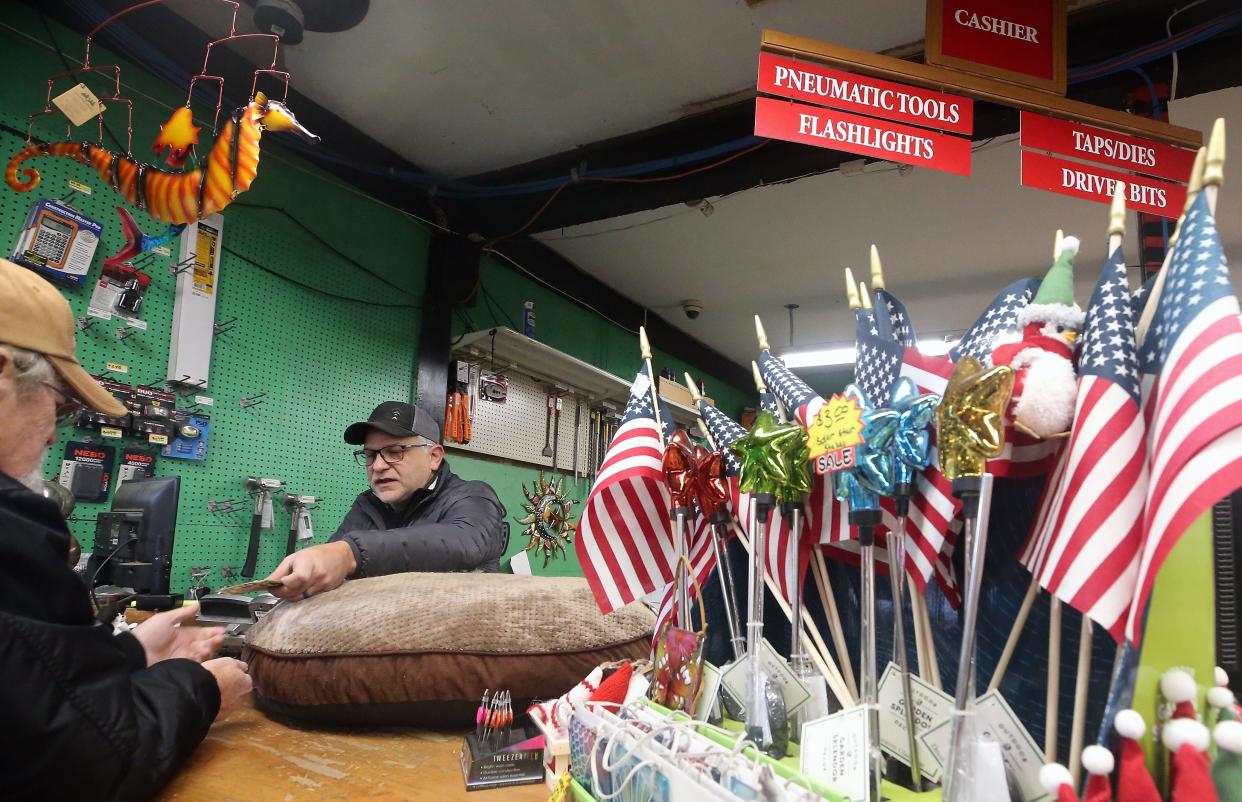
[807,394,865,474]
[100,426,123,439]
[105,362,128,374]
[147,433,169,445]
[52,83,105,126]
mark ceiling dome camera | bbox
[682,299,704,320]
[250,0,371,45]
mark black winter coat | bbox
[329,460,507,575]
[0,472,219,801]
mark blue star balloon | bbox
[883,377,940,488]
[832,384,895,513]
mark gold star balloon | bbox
[730,410,784,497]
[936,355,1015,480]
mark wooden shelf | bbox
[452,327,701,426]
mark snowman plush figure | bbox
[990,236,1083,438]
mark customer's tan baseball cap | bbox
[0,259,126,416]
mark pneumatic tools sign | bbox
[755,52,974,176]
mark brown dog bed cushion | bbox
[244,571,654,726]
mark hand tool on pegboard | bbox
[445,386,470,444]
[551,395,563,471]
[445,360,471,444]
[584,405,594,489]
[283,494,318,556]
[541,392,554,458]
[572,397,581,485]
[241,477,284,577]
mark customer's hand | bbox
[204,657,252,720]
[265,541,356,601]
[132,603,224,666]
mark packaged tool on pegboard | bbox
[59,440,116,502]
[129,385,178,447]
[162,413,210,461]
[89,262,152,327]
[479,371,508,403]
[76,376,134,436]
[445,359,472,444]
[11,198,102,286]
[117,446,157,487]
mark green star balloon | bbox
[936,355,1015,480]
[730,410,783,496]
[770,421,812,503]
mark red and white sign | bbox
[754,97,972,176]
[1021,151,1187,218]
[927,0,1065,93]
[1020,111,1197,182]
[757,52,974,136]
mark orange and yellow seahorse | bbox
[5,92,318,264]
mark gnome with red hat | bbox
[991,235,1083,438]
[1114,709,1162,802]
[1162,718,1219,802]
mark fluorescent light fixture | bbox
[918,337,960,356]
[781,346,856,368]
[780,338,962,368]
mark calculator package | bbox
[11,198,102,286]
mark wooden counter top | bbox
[157,704,551,801]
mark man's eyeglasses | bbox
[353,443,434,467]
[42,381,84,424]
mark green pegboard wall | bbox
[0,6,754,592]
[0,8,428,592]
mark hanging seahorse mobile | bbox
[5,92,318,265]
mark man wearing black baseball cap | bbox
[265,401,506,600]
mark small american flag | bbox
[854,320,962,604]
[653,515,717,642]
[758,350,852,544]
[576,365,678,614]
[1125,192,1242,644]
[950,278,1061,477]
[872,286,917,347]
[1021,247,1147,643]
[698,396,813,604]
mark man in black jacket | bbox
[0,259,252,801]
[267,401,506,601]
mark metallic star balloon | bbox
[662,429,696,510]
[730,410,783,496]
[769,421,812,504]
[690,444,731,521]
[935,356,1014,481]
[882,377,940,487]
[831,384,894,512]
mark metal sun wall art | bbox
[517,473,579,567]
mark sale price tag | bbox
[808,394,865,475]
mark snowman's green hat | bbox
[1017,235,1086,330]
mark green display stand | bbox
[1132,511,1217,785]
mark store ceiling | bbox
[38,0,1242,382]
[175,0,932,178]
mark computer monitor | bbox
[88,475,180,595]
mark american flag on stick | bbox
[1125,191,1242,644]
[1020,247,1146,643]
[575,364,678,614]
[698,399,811,605]
[653,516,717,642]
[854,300,963,606]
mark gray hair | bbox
[0,344,56,392]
